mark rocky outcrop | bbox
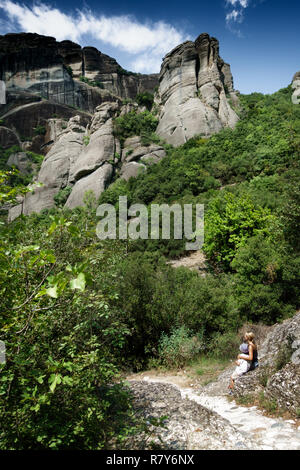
[11,115,87,216]
[292,72,300,105]
[0,33,158,113]
[8,100,166,218]
[6,152,32,174]
[233,311,300,417]
[4,31,239,217]
[155,33,239,147]
[0,126,20,149]
[126,381,258,450]
[1,98,91,153]
[65,163,113,209]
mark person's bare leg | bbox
[228,377,234,389]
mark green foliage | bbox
[83,135,90,146]
[207,331,241,359]
[0,211,137,449]
[0,169,31,204]
[158,326,205,368]
[1,83,299,448]
[54,186,72,207]
[135,92,154,110]
[258,391,278,413]
[65,65,73,78]
[203,192,276,269]
[79,76,104,89]
[116,66,139,77]
[0,145,22,170]
[0,146,44,188]
[114,254,241,363]
[33,125,46,136]
[113,110,158,146]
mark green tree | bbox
[203,192,276,269]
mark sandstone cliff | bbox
[0,33,158,110]
[155,33,239,146]
[1,31,241,217]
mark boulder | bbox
[6,152,31,174]
[9,115,86,217]
[122,142,166,164]
[69,119,115,182]
[292,72,300,105]
[65,163,113,209]
[265,363,300,416]
[0,126,20,149]
[120,161,147,181]
[233,311,300,417]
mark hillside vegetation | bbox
[0,86,299,449]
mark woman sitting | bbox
[228,332,259,392]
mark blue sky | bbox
[0,0,299,94]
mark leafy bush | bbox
[33,125,46,136]
[0,209,136,449]
[54,186,73,207]
[207,331,241,359]
[158,326,205,368]
[83,135,90,146]
[79,76,104,89]
[135,92,154,110]
[113,111,158,145]
[203,192,276,269]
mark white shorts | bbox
[231,360,250,380]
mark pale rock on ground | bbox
[127,312,300,450]
[167,250,208,275]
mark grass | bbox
[184,355,231,386]
[127,354,231,389]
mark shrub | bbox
[65,65,73,78]
[54,186,72,207]
[33,125,46,136]
[83,135,90,146]
[203,192,276,269]
[158,326,205,368]
[113,111,158,145]
[207,331,241,359]
[135,92,154,110]
[79,76,104,89]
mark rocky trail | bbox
[126,368,300,450]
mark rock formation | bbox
[0,33,158,112]
[292,71,300,105]
[233,311,300,417]
[9,101,166,217]
[0,33,158,152]
[1,31,240,217]
[155,33,239,146]
[126,381,258,449]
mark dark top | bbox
[250,347,258,370]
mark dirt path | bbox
[126,369,300,450]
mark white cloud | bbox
[226,0,249,8]
[0,1,188,72]
[225,0,251,34]
[226,9,243,23]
